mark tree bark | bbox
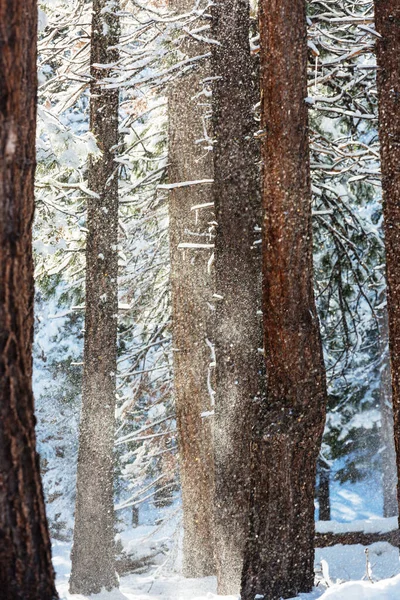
[69,1,120,594]
[377,298,397,518]
[168,0,216,577]
[211,0,264,594]
[374,0,400,526]
[241,2,328,599]
[0,2,59,598]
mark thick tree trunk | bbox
[374,0,400,526]
[377,299,397,518]
[69,1,120,594]
[211,0,263,594]
[168,0,215,577]
[241,2,328,599]
[0,2,58,598]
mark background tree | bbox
[69,0,120,593]
[168,0,215,578]
[374,0,400,522]
[0,1,58,598]
[35,0,177,543]
[212,0,263,593]
[317,457,331,521]
[378,301,397,517]
[241,1,328,598]
[378,302,398,517]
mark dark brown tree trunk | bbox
[241,1,328,599]
[69,1,120,594]
[377,298,397,518]
[168,0,215,577]
[315,529,400,548]
[317,458,331,521]
[0,2,58,598]
[211,0,263,594]
[375,0,400,526]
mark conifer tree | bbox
[377,301,397,517]
[374,0,400,523]
[69,0,120,593]
[241,1,328,598]
[212,0,264,593]
[168,0,216,577]
[0,1,58,598]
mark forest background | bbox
[2,0,400,599]
[34,0,390,540]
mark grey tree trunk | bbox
[374,0,400,525]
[377,298,398,518]
[168,0,216,577]
[317,458,331,522]
[0,1,58,598]
[69,0,120,594]
[241,1,328,598]
[211,0,264,594]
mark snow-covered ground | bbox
[316,516,398,535]
[54,530,400,600]
[46,462,398,600]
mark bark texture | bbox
[375,0,400,526]
[212,0,263,594]
[0,2,58,598]
[241,1,328,599]
[69,1,120,594]
[168,0,215,576]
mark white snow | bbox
[316,516,398,535]
[177,243,215,249]
[53,537,400,600]
[157,180,214,190]
[318,575,400,600]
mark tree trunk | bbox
[374,0,400,526]
[241,1,328,599]
[317,458,331,521]
[168,0,215,576]
[211,0,263,594]
[0,2,58,598]
[69,1,120,594]
[377,297,398,518]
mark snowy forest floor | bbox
[54,535,400,600]
[49,477,400,600]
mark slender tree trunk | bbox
[69,1,120,594]
[241,1,328,598]
[168,0,215,576]
[317,458,331,521]
[0,2,58,598]
[211,0,263,593]
[377,296,398,518]
[374,2,400,525]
